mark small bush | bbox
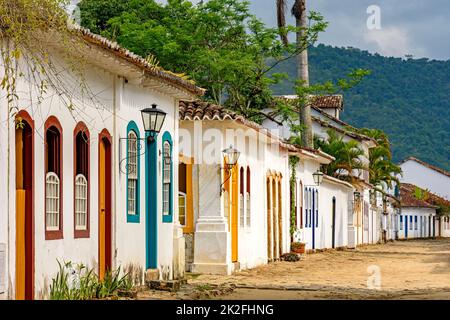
[49,260,134,300]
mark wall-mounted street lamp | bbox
[119,104,167,174]
[354,191,361,202]
[141,103,167,142]
[220,145,241,195]
[312,170,324,186]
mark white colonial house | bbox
[398,183,450,239]
[263,95,384,249]
[399,157,450,201]
[291,151,354,251]
[178,100,297,274]
[0,27,204,299]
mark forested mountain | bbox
[271,44,450,171]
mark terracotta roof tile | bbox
[399,183,449,208]
[310,95,344,110]
[179,100,334,157]
[179,100,244,121]
[73,25,205,97]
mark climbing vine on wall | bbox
[289,155,300,238]
[0,0,96,125]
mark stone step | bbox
[145,268,160,282]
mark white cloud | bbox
[364,27,411,57]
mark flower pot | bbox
[290,243,306,254]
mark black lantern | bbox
[354,191,361,202]
[222,145,240,170]
[141,103,167,141]
[312,170,324,186]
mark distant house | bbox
[399,157,450,200]
[398,183,450,239]
[262,95,382,249]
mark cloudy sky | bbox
[70,0,450,60]
[249,0,450,61]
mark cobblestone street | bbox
[185,238,450,300]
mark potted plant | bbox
[291,242,306,254]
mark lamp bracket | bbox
[119,137,147,175]
[219,164,237,196]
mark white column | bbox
[192,164,231,275]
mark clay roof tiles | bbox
[399,183,450,209]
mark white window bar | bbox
[46,172,60,231]
[75,174,88,230]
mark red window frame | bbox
[74,122,90,238]
[44,116,63,240]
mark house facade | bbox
[178,101,294,274]
[397,184,441,239]
[262,95,383,249]
[399,157,450,200]
[291,153,354,251]
[0,28,203,299]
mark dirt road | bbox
[189,238,450,299]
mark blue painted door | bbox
[405,216,408,238]
[146,136,158,269]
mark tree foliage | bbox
[0,0,94,121]
[356,128,402,190]
[314,129,366,183]
[78,0,327,118]
[271,44,450,171]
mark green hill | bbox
[271,44,450,171]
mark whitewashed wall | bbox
[400,160,450,200]
[181,121,291,274]
[1,51,181,298]
[397,207,437,239]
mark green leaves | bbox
[78,0,328,117]
[49,260,134,300]
[314,129,366,182]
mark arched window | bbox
[74,123,90,237]
[45,117,63,240]
[246,167,251,228]
[162,132,173,223]
[126,121,140,223]
[239,167,244,228]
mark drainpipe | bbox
[113,76,118,268]
[6,92,11,299]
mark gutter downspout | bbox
[113,76,118,268]
[6,88,11,300]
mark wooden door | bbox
[98,135,112,280]
[231,165,239,262]
[15,116,34,300]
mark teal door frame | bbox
[146,133,158,269]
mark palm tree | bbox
[276,0,312,148]
[314,130,366,183]
[357,128,402,189]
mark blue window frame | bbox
[414,216,418,230]
[315,189,319,228]
[126,121,140,223]
[400,215,403,230]
[304,187,308,227]
[162,131,173,223]
[308,188,312,228]
[409,215,413,230]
